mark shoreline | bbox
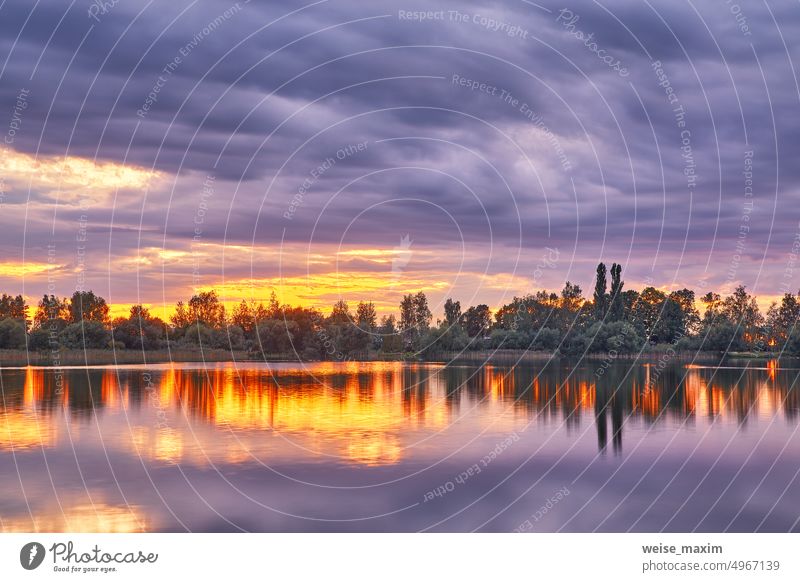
[0,348,790,368]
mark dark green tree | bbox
[413,292,432,332]
[631,287,666,340]
[59,320,111,349]
[0,294,27,322]
[378,315,403,353]
[463,304,491,337]
[185,290,225,328]
[593,263,607,319]
[68,290,110,324]
[112,305,165,350]
[0,318,26,349]
[608,263,624,321]
[32,294,69,329]
[356,301,377,330]
[328,299,351,325]
[720,285,763,347]
[443,298,462,326]
[652,297,684,343]
[230,300,255,334]
[669,289,700,335]
[766,293,800,347]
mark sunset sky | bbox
[1,0,798,319]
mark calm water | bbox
[1,359,799,532]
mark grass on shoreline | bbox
[0,347,788,367]
[0,349,256,367]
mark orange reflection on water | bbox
[145,363,453,466]
[632,383,661,418]
[2,361,797,466]
[0,410,58,450]
[1,369,60,450]
[1,501,148,533]
[100,372,128,412]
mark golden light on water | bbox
[0,362,796,468]
[1,502,148,533]
[0,362,798,533]
[0,410,57,450]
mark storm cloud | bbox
[0,0,798,313]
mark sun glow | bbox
[0,261,58,278]
[0,149,161,202]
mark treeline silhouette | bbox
[1,262,799,358]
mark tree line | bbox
[1,262,799,358]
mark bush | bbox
[301,345,321,360]
[112,318,164,350]
[429,324,468,351]
[179,322,214,346]
[28,327,53,351]
[59,321,111,349]
[674,335,698,352]
[209,325,245,350]
[784,330,800,355]
[532,327,560,351]
[254,319,299,353]
[701,321,746,352]
[557,330,588,356]
[0,318,27,349]
[582,321,643,353]
[489,329,513,349]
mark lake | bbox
[1,359,798,532]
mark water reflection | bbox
[1,360,798,464]
[0,362,800,531]
[0,500,149,533]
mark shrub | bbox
[582,321,643,353]
[532,327,560,351]
[59,321,111,349]
[701,321,746,352]
[179,322,214,346]
[0,318,27,349]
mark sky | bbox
[0,0,798,319]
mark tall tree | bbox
[356,301,377,330]
[560,281,583,312]
[399,294,416,332]
[593,262,607,319]
[68,290,109,324]
[412,292,432,332]
[186,290,225,328]
[668,289,700,335]
[652,297,684,343]
[266,291,281,318]
[398,292,431,348]
[0,294,27,322]
[379,315,403,352]
[701,292,722,321]
[231,300,254,333]
[171,301,191,328]
[329,299,351,325]
[444,298,462,326]
[608,263,624,321]
[765,293,800,346]
[631,287,666,339]
[720,285,763,332]
[463,304,491,337]
[112,305,165,350]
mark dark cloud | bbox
[1,0,798,307]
